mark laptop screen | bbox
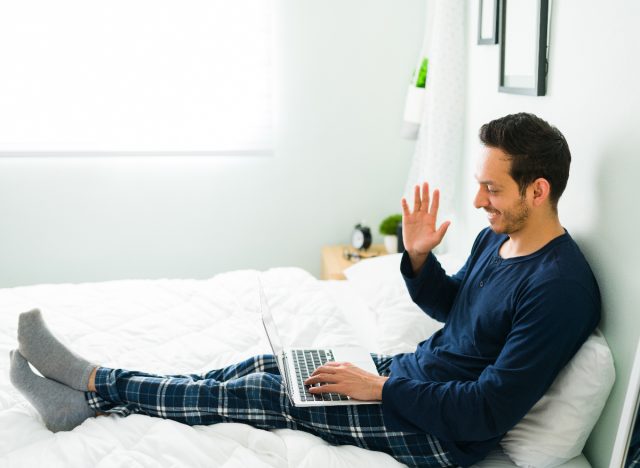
[259,281,284,358]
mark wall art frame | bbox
[499,0,549,96]
[478,0,499,45]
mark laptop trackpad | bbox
[331,347,379,374]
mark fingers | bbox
[413,185,421,212]
[306,361,355,385]
[421,182,430,212]
[404,182,447,217]
[430,189,440,215]
[308,365,336,379]
[401,197,410,217]
[312,363,336,371]
[437,220,451,240]
[309,362,351,378]
[308,384,344,395]
[304,373,340,386]
[410,183,432,214]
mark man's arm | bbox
[400,182,467,322]
[400,250,468,323]
[401,228,489,323]
[382,278,599,442]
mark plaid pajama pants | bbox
[628,446,640,468]
[85,353,454,468]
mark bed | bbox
[0,255,607,467]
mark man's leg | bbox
[87,353,280,392]
[370,352,394,377]
[84,355,295,427]
[85,354,454,468]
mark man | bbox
[9,113,599,467]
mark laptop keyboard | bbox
[292,349,350,402]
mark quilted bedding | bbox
[0,268,411,468]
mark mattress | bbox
[0,267,590,467]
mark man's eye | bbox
[487,187,497,194]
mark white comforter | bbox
[0,268,414,468]
[0,264,593,468]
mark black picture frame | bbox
[499,0,549,96]
[478,0,499,45]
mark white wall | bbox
[3,1,637,464]
[0,0,425,287]
[460,1,640,466]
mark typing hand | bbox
[304,362,388,401]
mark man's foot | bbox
[18,309,96,391]
[9,350,96,432]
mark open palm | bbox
[401,182,451,257]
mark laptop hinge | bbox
[281,353,297,405]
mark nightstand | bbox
[320,244,388,280]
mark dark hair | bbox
[479,113,571,209]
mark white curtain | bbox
[403,0,467,251]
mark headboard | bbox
[609,339,640,467]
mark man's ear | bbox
[530,178,551,207]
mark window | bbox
[0,0,274,154]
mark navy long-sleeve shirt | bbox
[381,228,600,466]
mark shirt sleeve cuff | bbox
[381,375,423,432]
[400,250,437,282]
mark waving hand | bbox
[401,182,451,273]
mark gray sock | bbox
[9,350,96,432]
[18,309,96,391]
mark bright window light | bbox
[0,0,274,154]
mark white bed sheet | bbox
[0,268,406,468]
[0,267,591,468]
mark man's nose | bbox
[474,188,488,209]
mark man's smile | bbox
[485,209,500,221]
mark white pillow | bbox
[501,329,615,468]
[373,280,444,354]
[342,253,404,309]
[343,253,466,354]
[343,252,465,310]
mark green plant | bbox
[416,58,428,88]
[379,214,402,236]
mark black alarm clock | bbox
[351,224,372,250]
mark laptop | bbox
[258,281,381,407]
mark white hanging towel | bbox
[401,3,433,140]
[401,59,428,139]
[403,0,467,253]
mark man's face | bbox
[474,146,530,235]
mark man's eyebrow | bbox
[474,176,501,187]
